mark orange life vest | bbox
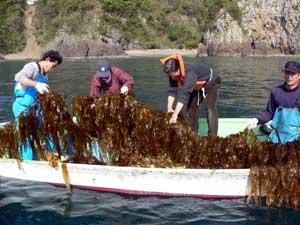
[160,53,207,89]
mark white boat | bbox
[0,119,268,198]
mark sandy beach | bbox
[2,49,198,60]
[125,49,198,57]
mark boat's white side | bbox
[0,159,251,198]
[0,119,255,198]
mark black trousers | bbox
[186,83,220,136]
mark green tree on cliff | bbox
[0,0,242,53]
[0,0,26,54]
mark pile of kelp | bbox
[0,122,19,159]
[1,90,300,208]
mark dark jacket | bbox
[257,84,300,124]
[168,62,221,103]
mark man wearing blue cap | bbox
[90,59,134,96]
[246,61,300,144]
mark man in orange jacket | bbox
[160,54,221,136]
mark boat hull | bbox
[0,159,250,198]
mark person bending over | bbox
[160,54,221,136]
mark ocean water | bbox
[1,56,300,224]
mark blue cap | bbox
[96,60,111,78]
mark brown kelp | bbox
[0,122,19,159]
[71,92,254,169]
[35,91,102,164]
[1,90,300,208]
[248,141,300,207]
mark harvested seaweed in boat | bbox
[71,93,254,169]
[2,90,300,208]
[0,122,19,159]
[35,91,102,164]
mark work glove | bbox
[35,82,49,94]
[169,113,178,124]
[246,118,258,130]
[120,86,129,95]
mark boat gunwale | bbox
[0,158,251,199]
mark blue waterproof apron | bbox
[269,107,300,144]
[12,69,48,160]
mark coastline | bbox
[2,49,300,60]
[2,49,198,60]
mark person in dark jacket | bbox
[246,61,300,144]
[160,54,221,136]
[90,59,134,96]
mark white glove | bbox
[35,82,49,94]
[246,118,258,130]
[120,86,129,95]
[169,113,178,124]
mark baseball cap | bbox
[284,61,300,73]
[96,60,111,78]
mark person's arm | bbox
[246,91,275,129]
[15,62,38,86]
[113,67,134,91]
[169,74,195,122]
[170,72,197,124]
[257,92,276,124]
[19,77,38,87]
[169,101,184,123]
[89,76,101,97]
[167,77,178,113]
[167,96,175,113]
[15,62,49,94]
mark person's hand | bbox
[120,86,129,95]
[35,82,49,94]
[246,118,258,130]
[169,113,178,124]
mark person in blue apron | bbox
[246,61,300,144]
[12,50,63,160]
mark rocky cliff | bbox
[198,0,300,56]
[3,0,299,58]
[49,34,126,58]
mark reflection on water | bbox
[1,56,300,224]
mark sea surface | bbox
[1,56,300,224]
